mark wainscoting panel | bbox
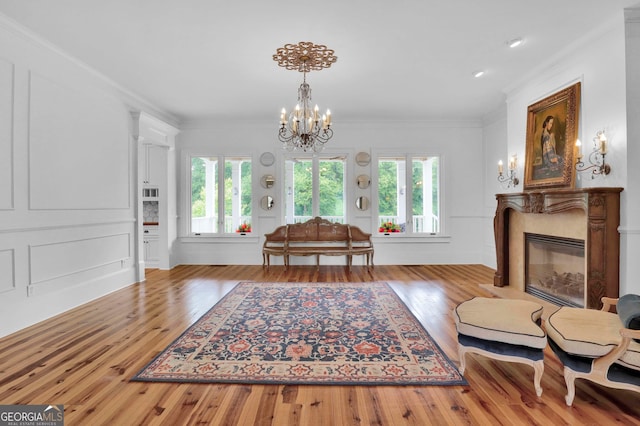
[30,233,131,286]
[0,58,13,210]
[0,249,16,294]
[28,71,130,210]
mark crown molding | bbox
[0,12,180,128]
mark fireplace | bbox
[525,233,585,307]
[493,188,622,309]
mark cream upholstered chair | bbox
[454,297,547,396]
[546,294,640,406]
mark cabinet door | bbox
[144,145,164,186]
[144,237,160,263]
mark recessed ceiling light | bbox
[507,37,524,48]
[473,70,485,78]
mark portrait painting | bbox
[523,82,580,190]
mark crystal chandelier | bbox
[273,42,337,152]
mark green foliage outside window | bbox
[191,157,207,217]
[378,160,398,216]
[318,161,344,217]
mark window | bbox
[377,155,440,234]
[190,156,252,234]
[284,156,346,224]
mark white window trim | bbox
[181,151,255,238]
[372,150,447,238]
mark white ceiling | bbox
[0,0,638,125]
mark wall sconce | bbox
[575,131,611,178]
[497,154,519,188]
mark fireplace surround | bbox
[493,187,622,309]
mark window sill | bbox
[181,234,260,243]
[372,234,451,243]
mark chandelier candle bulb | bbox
[498,160,504,174]
[509,155,516,171]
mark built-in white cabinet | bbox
[142,144,164,186]
[132,111,178,277]
[143,226,159,266]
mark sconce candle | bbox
[575,130,611,178]
[497,156,519,188]
[575,139,583,161]
[598,132,607,154]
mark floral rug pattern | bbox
[132,282,467,385]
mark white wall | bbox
[0,17,172,337]
[175,119,487,266]
[622,7,640,296]
[481,105,508,269]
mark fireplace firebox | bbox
[525,233,585,307]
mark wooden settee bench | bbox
[262,217,374,271]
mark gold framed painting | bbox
[523,82,580,190]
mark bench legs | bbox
[263,253,373,272]
[262,253,287,271]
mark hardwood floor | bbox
[0,265,638,425]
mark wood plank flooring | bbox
[0,265,638,425]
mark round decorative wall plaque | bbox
[260,152,275,166]
[355,152,370,166]
[357,174,371,189]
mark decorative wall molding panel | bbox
[0,58,14,210]
[29,233,130,285]
[28,71,130,210]
[0,249,15,294]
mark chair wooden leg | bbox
[564,367,577,406]
[456,343,543,396]
[533,359,544,397]
[458,344,467,374]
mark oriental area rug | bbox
[132,282,467,386]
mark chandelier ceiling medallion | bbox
[273,41,337,152]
